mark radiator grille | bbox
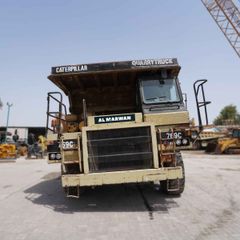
[87,126,153,172]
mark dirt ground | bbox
[0,151,239,240]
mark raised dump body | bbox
[46,58,187,197]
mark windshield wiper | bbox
[146,96,166,101]
[149,102,181,111]
[162,101,178,104]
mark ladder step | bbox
[66,186,80,198]
[161,152,175,156]
[63,160,79,164]
[167,179,180,192]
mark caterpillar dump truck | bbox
[46,58,191,198]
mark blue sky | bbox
[0,0,239,126]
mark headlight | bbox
[176,139,182,146]
[182,139,188,145]
[56,153,61,160]
[49,153,56,160]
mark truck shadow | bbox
[24,173,180,215]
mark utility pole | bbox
[5,102,13,142]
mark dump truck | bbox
[46,58,192,198]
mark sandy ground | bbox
[0,151,239,240]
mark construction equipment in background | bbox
[26,144,44,159]
[206,128,240,153]
[192,79,220,149]
[192,80,236,149]
[25,134,46,159]
[0,131,17,160]
[0,143,17,160]
[195,1,240,150]
[198,126,226,148]
[201,0,240,58]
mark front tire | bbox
[160,152,185,195]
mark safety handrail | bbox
[193,79,211,131]
[46,92,67,134]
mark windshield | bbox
[141,78,181,104]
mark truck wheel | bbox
[160,152,185,195]
[205,141,218,153]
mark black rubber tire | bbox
[160,152,185,195]
[205,141,218,153]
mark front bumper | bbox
[62,167,183,187]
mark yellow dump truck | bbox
[46,58,193,197]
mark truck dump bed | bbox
[48,58,180,115]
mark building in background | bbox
[0,126,45,144]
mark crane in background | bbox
[201,0,240,57]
